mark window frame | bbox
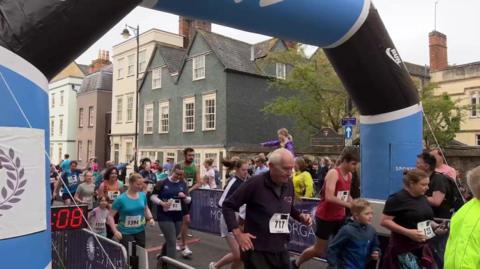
[144,103,154,135]
[78,141,83,161]
[152,67,162,89]
[159,101,169,134]
[59,116,64,136]
[276,62,286,79]
[192,55,206,81]
[88,106,94,127]
[202,93,216,131]
[183,97,195,132]
[51,93,55,108]
[60,90,64,106]
[116,96,123,123]
[476,134,480,146]
[127,54,135,76]
[117,57,124,79]
[471,94,479,118]
[126,95,134,122]
[138,50,147,73]
[50,118,55,137]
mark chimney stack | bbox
[429,31,448,71]
[89,49,112,74]
[179,17,212,48]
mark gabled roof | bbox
[156,43,186,74]
[78,64,90,75]
[404,62,430,78]
[50,62,88,83]
[253,38,280,59]
[78,64,113,94]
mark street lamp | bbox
[121,24,140,172]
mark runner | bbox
[88,196,110,237]
[178,147,202,257]
[74,170,96,210]
[53,160,83,205]
[210,159,249,269]
[293,151,358,268]
[151,164,189,264]
[222,148,312,269]
[108,173,154,249]
[204,158,217,189]
[98,167,124,201]
[59,153,71,173]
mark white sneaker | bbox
[182,246,192,258]
[176,244,182,251]
[209,262,216,269]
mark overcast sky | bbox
[77,0,480,67]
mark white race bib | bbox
[417,220,435,239]
[124,215,142,228]
[68,175,78,185]
[269,213,290,234]
[94,221,106,230]
[108,191,120,201]
[168,199,182,211]
[336,191,349,202]
[187,178,194,187]
[146,183,154,192]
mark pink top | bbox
[436,164,457,179]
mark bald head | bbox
[268,148,294,185]
[467,166,480,198]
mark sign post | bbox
[342,117,356,146]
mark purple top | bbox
[261,139,295,155]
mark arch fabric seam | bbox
[0,69,118,269]
[360,104,422,125]
[324,0,371,48]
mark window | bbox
[117,58,124,79]
[183,97,195,132]
[58,144,63,162]
[471,94,479,117]
[149,151,156,160]
[50,118,55,137]
[88,106,94,127]
[51,93,55,108]
[113,144,120,164]
[78,141,83,161]
[116,96,123,123]
[194,153,202,167]
[276,63,286,79]
[59,116,64,136]
[144,104,154,134]
[202,93,216,130]
[152,67,162,89]
[159,102,169,133]
[165,152,176,163]
[127,54,135,76]
[79,108,84,127]
[50,144,54,157]
[192,55,205,80]
[125,141,133,162]
[477,135,480,146]
[126,95,134,122]
[60,91,64,106]
[139,50,147,73]
[87,140,93,160]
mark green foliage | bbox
[262,47,349,133]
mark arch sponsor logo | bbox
[386,48,402,66]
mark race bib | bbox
[336,190,349,202]
[124,215,142,228]
[146,183,154,193]
[269,213,290,234]
[68,175,78,185]
[94,221,106,231]
[108,191,120,200]
[417,220,435,239]
[168,199,182,211]
[186,178,194,187]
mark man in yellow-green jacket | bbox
[444,166,480,269]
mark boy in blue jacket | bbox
[326,199,380,269]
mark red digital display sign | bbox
[51,205,88,231]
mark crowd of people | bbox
[49,127,480,269]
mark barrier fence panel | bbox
[52,228,128,269]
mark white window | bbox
[144,104,154,134]
[116,96,123,123]
[79,108,84,128]
[50,118,55,137]
[51,93,55,108]
[60,91,64,106]
[276,63,286,79]
[477,134,480,146]
[127,54,135,76]
[139,50,147,73]
[78,141,83,161]
[192,55,205,80]
[471,94,479,117]
[50,144,54,158]
[127,95,134,122]
[125,141,133,162]
[88,106,94,127]
[165,152,176,163]
[117,58,124,79]
[58,144,63,162]
[159,101,169,133]
[149,151,156,160]
[59,116,64,136]
[202,93,216,131]
[113,144,120,164]
[152,67,162,89]
[87,140,93,160]
[183,97,195,132]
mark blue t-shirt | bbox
[112,192,147,235]
[60,159,71,172]
[61,169,81,193]
[254,166,269,175]
[153,178,188,222]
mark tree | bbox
[420,83,462,148]
[261,47,349,134]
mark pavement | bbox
[144,224,327,269]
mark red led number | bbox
[55,209,70,229]
[70,208,84,228]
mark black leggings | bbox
[120,230,146,249]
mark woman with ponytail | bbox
[261,128,295,155]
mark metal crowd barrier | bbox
[159,256,196,269]
[52,228,128,269]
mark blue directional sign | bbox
[342,117,357,126]
[345,125,353,139]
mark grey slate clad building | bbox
[138,30,296,172]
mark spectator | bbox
[260,128,295,155]
[430,149,457,180]
[254,153,269,175]
[293,157,314,198]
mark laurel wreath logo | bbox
[0,148,26,217]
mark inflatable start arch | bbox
[0,0,421,267]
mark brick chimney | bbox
[429,31,448,71]
[179,17,212,48]
[89,49,111,73]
